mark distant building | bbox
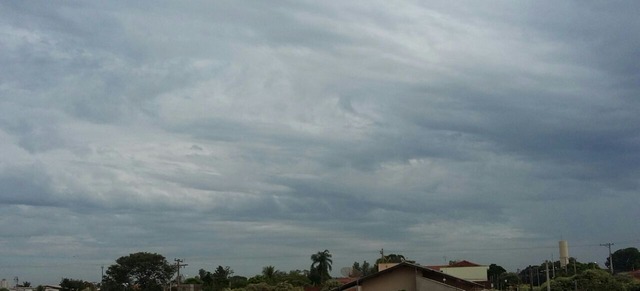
[42,285,62,291]
[336,262,486,291]
[1,279,9,289]
[426,260,490,288]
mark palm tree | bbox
[310,250,333,284]
[262,266,276,283]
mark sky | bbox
[1,0,639,285]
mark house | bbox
[425,260,490,287]
[335,262,486,291]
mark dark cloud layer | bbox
[1,0,639,285]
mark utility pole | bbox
[600,242,614,274]
[174,259,188,285]
[529,266,533,291]
[545,261,550,291]
[101,265,104,284]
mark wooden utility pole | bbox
[174,259,188,285]
[600,242,614,274]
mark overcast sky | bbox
[1,0,639,285]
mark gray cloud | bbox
[1,0,639,285]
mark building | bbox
[335,262,486,291]
[426,260,490,287]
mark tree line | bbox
[16,246,638,291]
[95,250,337,291]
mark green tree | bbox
[60,278,92,291]
[212,265,233,291]
[182,277,203,285]
[310,250,333,285]
[229,276,248,289]
[487,263,506,288]
[199,269,214,287]
[615,273,640,291]
[103,252,176,291]
[375,254,406,264]
[281,270,311,287]
[350,261,374,277]
[319,280,341,291]
[575,269,625,291]
[262,266,277,284]
[607,247,640,273]
[498,272,520,290]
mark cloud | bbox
[1,0,639,284]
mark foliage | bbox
[212,265,233,290]
[310,250,333,285]
[21,282,32,287]
[372,253,412,273]
[282,270,311,287]
[273,282,302,291]
[541,269,626,291]
[488,263,507,288]
[196,266,239,291]
[350,261,374,277]
[199,269,214,287]
[245,282,272,291]
[607,247,640,273]
[499,272,520,286]
[319,280,341,291]
[60,278,94,291]
[182,277,203,285]
[103,252,176,291]
[614,273,640,291]
[375,254,406,264]
[229,276,248,289]
[1,288,10,291]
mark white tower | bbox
[559,240,569,268]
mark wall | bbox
[416,276,462,291]
[360,267,416,291]
[439,266,488,282]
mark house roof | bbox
[427,260,485,270]
[334,262,485,291]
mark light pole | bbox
[600,243,614,274]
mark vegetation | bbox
[350,260,375,277]
[515,257,640,291]
[44,247,640,291]
[309,250,333,285]
[488,263,507,288]
[60,278,95,291]
[102,252,176,291]
[607,247,640,273]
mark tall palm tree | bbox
[262,265,276,283]
[310,250,333,284]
